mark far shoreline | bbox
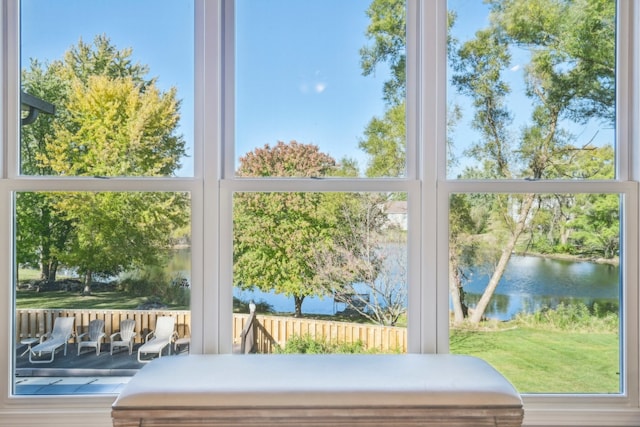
[515,251,619,267]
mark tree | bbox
[234,141,350,317]
[452,0,615,323]
[314,192,406,326]
[54,192,187,294]
[359,0,615,323]
[359,103,405,178]
[449,194,477,325]
[18,35,188,292]
[19,60,72,282]
[41,74,183,176]
[359,4,457,177]
[360,0,406,106]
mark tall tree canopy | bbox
[234,142,334,317]
[233,141,370,317]
[359,0,616,323]
[453,0,615,322]
[18,35,188,291]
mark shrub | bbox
[275,334,369,354]
[118,267,189,308]
[233,297,273,314]
[514,302,618,333]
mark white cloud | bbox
[314,82,327,93]
[299,70,327,94]
[510,64,521,72]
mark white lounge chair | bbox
[29,316,75,364]
[110,319,137,355]
[77,319,106,356]
[138,317,177,363]
[174,324,191,354]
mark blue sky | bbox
[21,0,384,177]
[235,0,388,172]
[21,0,195,175]
[21,0,614,178]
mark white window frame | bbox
[0,1,639,426]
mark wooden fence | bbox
[17,310,407,353]
[232,313,407,353]
[15,309,191,344]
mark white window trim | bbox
[0,1,639,426]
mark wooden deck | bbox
[15,341,178,377]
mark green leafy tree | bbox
[569,194,619,259]
[452,0,615,323]
[449,194,477,325]
[360,0,615,323]
[41,74,183,176]
[359,103,406,178]
[234,141,402,321]
[54,192,187,294]
[19,60,71,282]
[18,35,187,291]
[360,0,406,106]
[234,141,348,317]
[358,0,406,178]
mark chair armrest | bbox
[39,332,51,343]
[110,332,121,341]
[145,331,155,342]
[77,332,88,341]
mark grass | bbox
[450,327,620,394]
[16,289,186,310]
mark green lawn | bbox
[451,327,620,394]
[16,290,186,310]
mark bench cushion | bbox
[113,354,522,409]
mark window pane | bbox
[20,0,194,177]
[235,0,406,178]
[14,191,191,395]
[446,0,616,180]
[233,191,408,354]
[449,193,621,394]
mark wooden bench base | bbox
[112,354,524,427]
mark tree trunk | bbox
[83,270,93,296]
[449,246,466,325]
[294,295,305,317]
[39,205,53,283]
[469,193,536,323]
[48,259,58,283]
[40,261,50,283]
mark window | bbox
[444,0,630,402]
[11,0,195,397]
[448,192,622,394]
[1,0,639,425]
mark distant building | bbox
[385,200,407,231]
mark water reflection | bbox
[460,255,619,320]
[169,250,620,320]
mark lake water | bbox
[170,251,619,320]
[232,255,620,320]
[461,255,619,320]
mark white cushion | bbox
[113,354,522,409]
